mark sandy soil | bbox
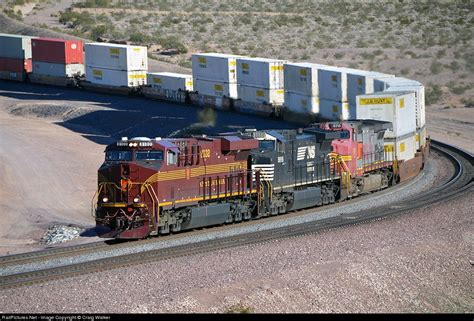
[0,103,104,255]
[427,105,474,153]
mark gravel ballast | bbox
[0,185,471,313]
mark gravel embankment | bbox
[0,181,471,313]
[0,152,452,276]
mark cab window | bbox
[105,150,132,161]
[167,151,177,165]
[259,140,275,151]
[136,150,164,161]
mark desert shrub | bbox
[447,82,471,95]
[463,52,474,72]
[448,60,460,72]
[436,49,446,58]
[128,32,151,44]
[430,60,443,75]
[460,98,474,108]
[91,25,108,40]
[400,68,410,75]
[3,8,23,20]
[334,52,345,59]
[73,0,112,8]
[225,303,254,314]
[157,36,187,53]
[425,84,443,105]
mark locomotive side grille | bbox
[252,164,275,181]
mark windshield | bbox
[136,150,164,161]
[259,140,275,151]
[105,150,133,161]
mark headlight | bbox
[102,197,109,203]
[133,197,140,203]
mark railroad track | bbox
[0,140,472,290]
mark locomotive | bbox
[93,119,418,239]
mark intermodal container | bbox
[340,67,394,119]
[33,61,84,77]
[236,57,286,89]
[32,38,83,64]
[194,78,238,98]
[0,57,32,72]
[192,53,244,83]
[0,33,34,59]
[316,64,348,102]
[284,91,319,114]
[319,98,350,121]
[147,72,193,91]
[383,132,417,162]
[238,85,284,105]
[382,78,425,129]
[355,91,416,138]
[284,62,319,96]
[85,43,148,71]
[86,66,147,87]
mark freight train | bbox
[0,33,430,238]
[93,120,429,239]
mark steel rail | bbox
[0,140,471,290]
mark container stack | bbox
[356,91,417,161]
[236,57,285,106]
[0,33,34,81]
[315,64,350,121]
[144,72,193,102]
[31,38,84,81]
[340,67,394,119]
[85,43,147,87]
[192,53,242,99]
[283,62,319,115]
[377,77,426,151]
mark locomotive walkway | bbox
[0,140,472,290]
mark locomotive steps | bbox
[0,140,472,290]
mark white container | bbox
[356,91,417,138]
[194,78,238,98]
[32,61,84,77]
[340,68,394,119]
[147,72,193,91]
[319,98,350,121]
[86,66,147,87]
[284,62,319,96]
[384,132,417,162]
[192,53,244,83]
[238,85,284,105]
[0,33,34,59]
[85,43,148,71]
[316,64,348,102]
[284,91,319,114]
[382,78,425,129]
[236,57,286,89]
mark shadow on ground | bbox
[0,81,296,145]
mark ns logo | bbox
[297,145,316,161]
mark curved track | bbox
[0,140,472,289]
